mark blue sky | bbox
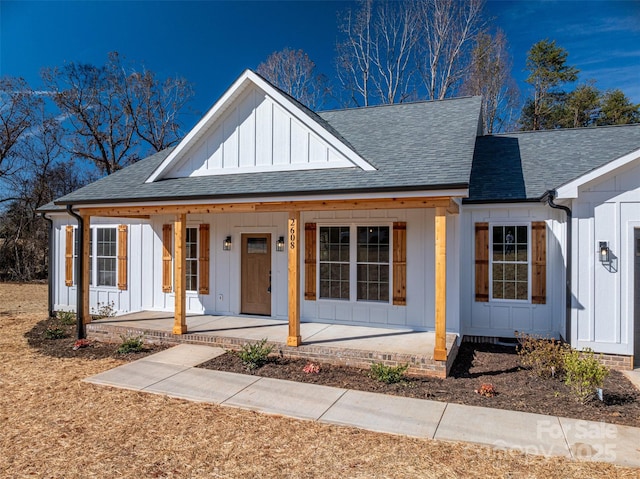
[1,0,639,129]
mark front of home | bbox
[40,70,640,372]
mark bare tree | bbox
[42,52,194,175]
[337,0,418,106]
[415,0,485,100]
[123,68,194,152]
[0,77,40,186]
[461,30,518,133]
[41,53,137,175]
[257,48,329,110]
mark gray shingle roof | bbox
[468,124,640,202]
[51,96,483,206]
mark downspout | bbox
[543,190,572,342]
[66,205,86,340]
[40,213,55,318]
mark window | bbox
[72,227,117,287]
[492,225,528,300]
[318,225,391,303]
[357,226,390,302]
[96,228,117,286]
[319,226,350,300]
[186,227,198,292]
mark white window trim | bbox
[489,222,531,303]
[72,226,119,290]
[185,226,199,293]
[316,222,393,304]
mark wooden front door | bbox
[241,234,272,315]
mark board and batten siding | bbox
[167,84,357,178]
[460,204,566,339]
[51,215,151,316]
[571,160,640,356]
[301,208,461,332]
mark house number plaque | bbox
[289,219,296,249]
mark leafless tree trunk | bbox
[415,0,485,100]
[461,30,518,133]
[257,48,330,110]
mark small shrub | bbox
[92,301,117,320]
[475,383,496,397]
[237,339,274,370]
[369,363,409,384]
[57,310,76,325]
[116,335,144,354]
[44,327,67,340]
[563,348,609,404]
[303,362,321,374]
[516,331,569,378]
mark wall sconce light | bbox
[599,241,610,263]
[276,236,285,252]
[223,236,232,251]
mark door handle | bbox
[267,270,272,293]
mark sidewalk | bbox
[84,345,640,468]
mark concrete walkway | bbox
[85,345,640,468]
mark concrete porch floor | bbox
[87,312,459,377]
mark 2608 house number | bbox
[289,219,296,249]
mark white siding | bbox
[164,85,358,178]
[51,208,462,333]
[571,160,640,355]
[460,204,566,339]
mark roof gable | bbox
[146,70,374,182]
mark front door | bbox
[241,234,272,316]
[634,229,640,367]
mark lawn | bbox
[1,283,638,478]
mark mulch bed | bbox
[199,343,640,428]
[25,316,169,361]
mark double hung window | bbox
[318,225,390,303]
[491,225,528,300]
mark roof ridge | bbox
[488,122,640,137]
[319,95,481,114]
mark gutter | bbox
[40,213,55,318]
[542,190,572,342]
[66,205,86,340]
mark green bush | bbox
[44,327,68,340]
[237,338,274,371]
[563,348,609,403]
[116,335,144,354]
[516,332,569,378]
[369,363,409,384]
[56,310,76,325]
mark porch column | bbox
[81,215,91,324]
[173,213,187,334]
[434,207,447,361]
[287,210,302,346]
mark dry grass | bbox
[0,283,638,478]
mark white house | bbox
[40,70,640,371]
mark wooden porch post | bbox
[82,215,91,324]
[287,210,302,346]
[173,213,187,334]
[434,207,447,361]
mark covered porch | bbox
[87,312,459,377]
[72,195,461,376]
